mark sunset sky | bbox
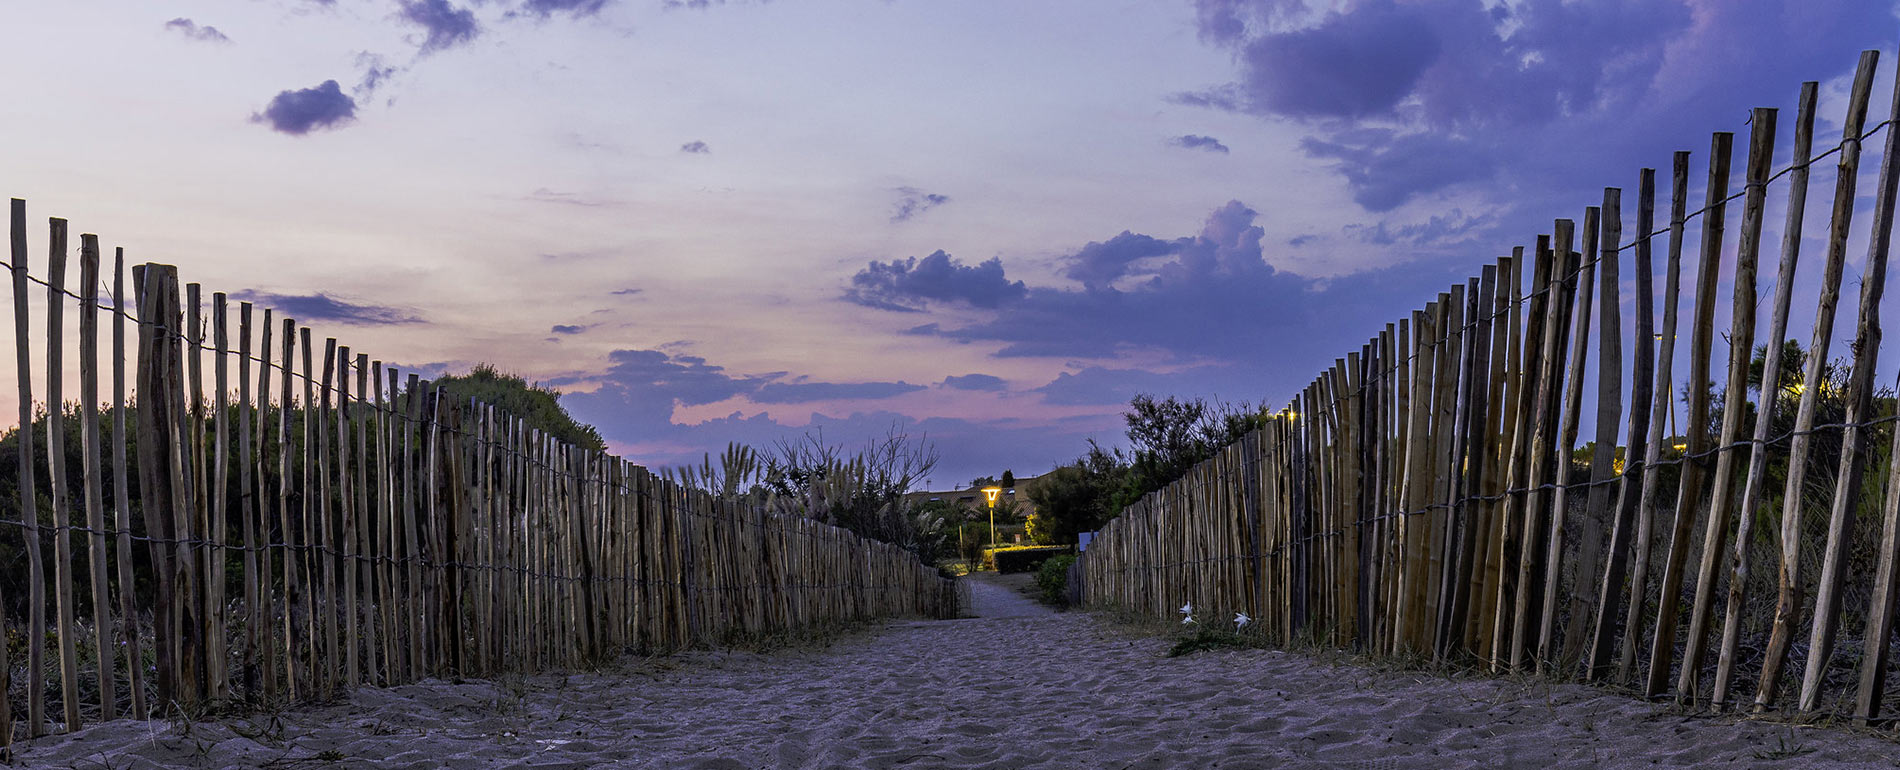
[3,0,1897,487]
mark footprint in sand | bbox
[23,571,1900,769]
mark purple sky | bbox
[3,0,1897,488]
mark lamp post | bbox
[982,486,1002,549]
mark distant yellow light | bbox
[1673,442,1688,452]
[982,486,1004,551]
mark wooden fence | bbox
[1079,46,1900,725]
[0,202,959,746]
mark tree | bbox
[1027,442,1128,544]
[1001,469,1015,488]
[985,496,1022,524]
[969,475,998,489]
[1120,393,1268,506]
[1124,393,1207,477]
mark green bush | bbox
[1036,554,1078,606]
[989,545,1070,574]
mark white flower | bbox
[1179,601,1193,615]
[1182,615,1197,625]
[1234,612,1251,628]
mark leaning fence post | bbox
[112,249,145,720]
[1833,45,1900,720]
[45,217,82,731]
[12,199,45,738]
[1646,133,1733,700]
[77,234,115,722]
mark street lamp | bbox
[982,486,1003,549]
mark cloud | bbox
[528,188,617,207]
[252,80,357,136]
[560,348,927,411]
[398,0,481,54]
[1063,200,1267,292]
[558,350,766,425]
[942,373,1007,392]
[1170,134,1229,153]
[1062,232,1179,291]
[844,250,1028,312]
[1181,0,1897,222]
[860,198,1491,416]
[518,0,611,17]
[231,291,422,325]
[611,288,643,296]
[354,52,400,98]
[1236,0,1441,120]
[551,324,588,335]
[1034,366,1227,406]
[753,381,925,403]
[164,18,231,44]
[1343,208,1494,249]
[680,140,710,154]
[557,348,1118,487]
[1301,131,1497,212]
[891,187,950,222]
[1168,87,1242,111]
[1191,0,1251,45]
[893,200,1378,373]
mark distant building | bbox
[905,474,1043,520]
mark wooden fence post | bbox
[46,218,82,730]
[1678,108,1775,704]
[13,200,46,737]
[77,235,115,721]
[1538,211,1597,673]
[1758,55,1878,711]
[133,263,183,713]
[1647,131,1734,700]
[1619,152,1692,686]
[1589,174,1654,682]
[236,301,259,700]
[1811,46,1900,715]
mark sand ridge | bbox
[16,575,1900,768]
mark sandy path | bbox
[19,575,1900,768]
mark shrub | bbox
[436,364,605,451]
[988,545,1070,574]
[1036,554,1078,606]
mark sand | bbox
[18,574,1900,768]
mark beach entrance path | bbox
[963,571,1057,618]
[19,576,1900,769]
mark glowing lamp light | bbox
[982,486,1003,550]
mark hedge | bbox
[988,545,1073,574]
